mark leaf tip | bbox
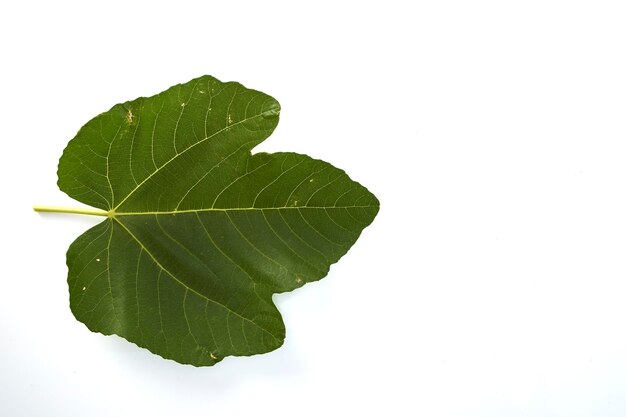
[262,102,281,119]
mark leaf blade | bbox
[58,75,379,366]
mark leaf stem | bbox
[33,205,109,217]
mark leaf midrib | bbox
[112,205,378,216]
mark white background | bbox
[2,1,626,416]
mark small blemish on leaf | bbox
[228,114,233,124]
[210,352,218,360]
[199,90,205,94]
[126,109,133,125]
[295,277,303,284]
[309,178,314,183]
[82,286,86,291]
[96,258,101,262]
[181,103,186,107]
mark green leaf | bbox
[54,75,379,366]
